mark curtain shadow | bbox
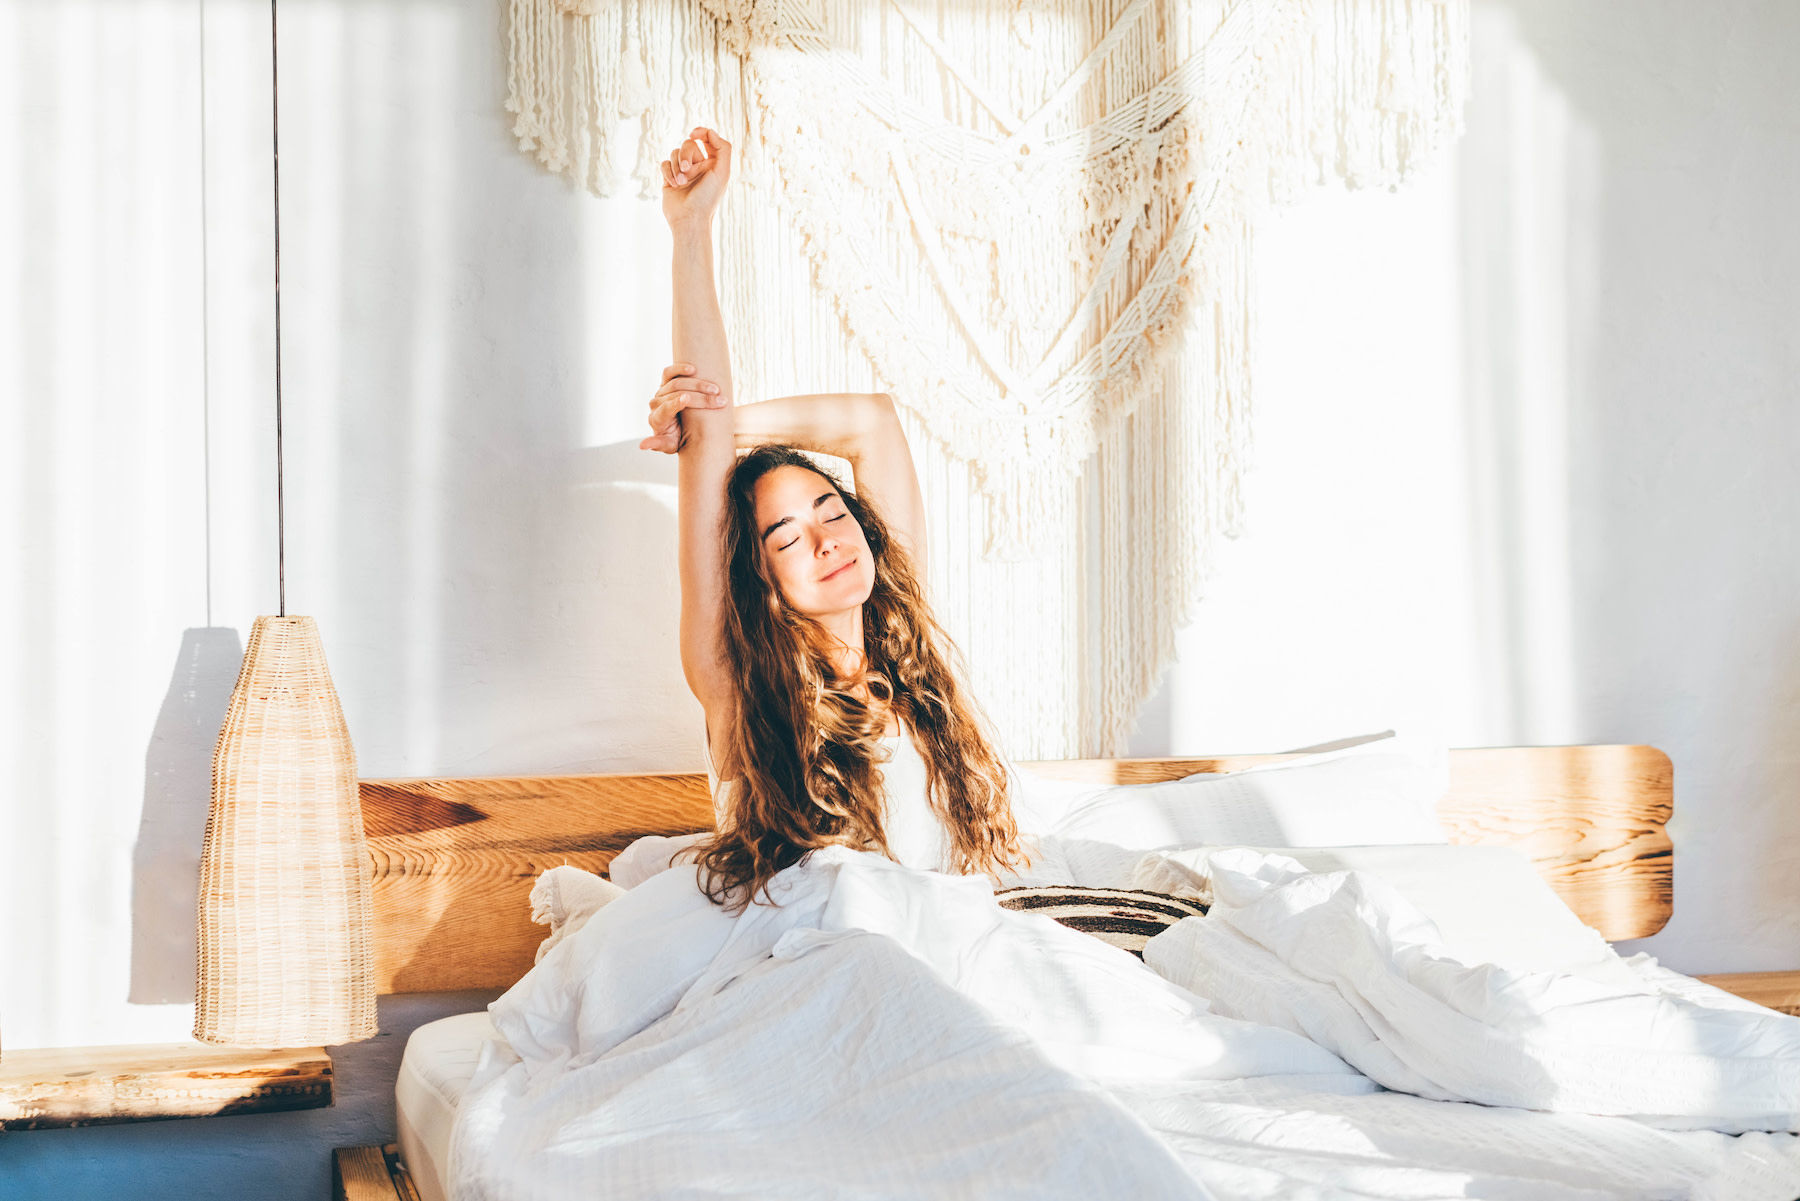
[128,626,243,1005]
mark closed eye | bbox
[826,513,847,522]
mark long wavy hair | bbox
[696,444,1023,910]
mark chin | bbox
[800,564,875,616]
[822,576,874,612]
[844,561,877,605]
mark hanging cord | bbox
[270,0,287,617]
[199,0,213,627]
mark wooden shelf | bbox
[0,1041,332,1130]
[1697,970,1800,1016]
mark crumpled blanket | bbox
[1144,849,1800,1131]
[451,846,1800,1201]
[452,847,1358,1201]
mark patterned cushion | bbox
[994,886,1207,958]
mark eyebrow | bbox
[760,491,840,541]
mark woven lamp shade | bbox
[195,615,377,1046]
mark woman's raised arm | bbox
[655,129,737,731]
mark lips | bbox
[819,557,858,583]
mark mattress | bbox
[397,1011,497,1201]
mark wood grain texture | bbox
[1019,755,1292,784]
[1436,745,1672,941]
[384,1143,426,1201]
[364,745,1673,993]
[0,1043,331,1130]
[1696,971,1800,1017]
[362,772,714,993]
[334,1145,401,1201]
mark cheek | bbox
[768,551,817,607]
[850,557,877,601]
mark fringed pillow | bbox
[996,886,1207,958]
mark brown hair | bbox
[696,444,1023,910]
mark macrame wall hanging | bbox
[508,0,1468,758]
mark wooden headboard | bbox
[360,744,1672,995]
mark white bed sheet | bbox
[398,1011,497,1201]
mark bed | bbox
[365,743,1800,1200]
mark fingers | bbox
[654,375,721,401]
[655,365,722,409]
[695,127,731,160]
[647,390,721,433]
[661,128,733,195]
[670,138,708,186]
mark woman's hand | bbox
[661,127,731,230]
[639,363,725,453]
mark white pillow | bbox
[1136,843,1619,977]
[1045,731,1448,849]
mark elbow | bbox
[863,392,900,434]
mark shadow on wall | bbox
[1748,625,1800,948]
[1464,0,1800,970]
[129,627,243,1005]
[555,439,696,769]
[1458,3,1598,748]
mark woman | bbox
[639,127,1024,910]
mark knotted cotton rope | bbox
[507,0,1468,755]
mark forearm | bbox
[671,219,735,707]
[671,220,733,423]
[732,392,896,461]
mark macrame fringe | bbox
[506,0,1468,757]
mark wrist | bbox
[667,214,714,238]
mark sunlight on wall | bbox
[1137,11,1599,763]
[1459,4,1598,746]
[0,0,215,1049]
[0,0,478,1049]
[1138,158,1482,755]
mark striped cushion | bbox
[995,886,1207,958]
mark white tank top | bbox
[706,727,952,873]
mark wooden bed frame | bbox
[361,744,1673,995]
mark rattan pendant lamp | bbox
[194,0,376,1047]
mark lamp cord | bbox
[271,0,286,618]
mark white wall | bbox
[0,0,687,1058]
[1128,162,1482,758]
[1,0,1797,1194]
[1131,0,1800,975]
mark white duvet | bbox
[450,846,1800,1201]
[1145,850,1800,1129]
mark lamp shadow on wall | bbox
[128,627,243,1005]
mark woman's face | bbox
[752,465,876,618]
